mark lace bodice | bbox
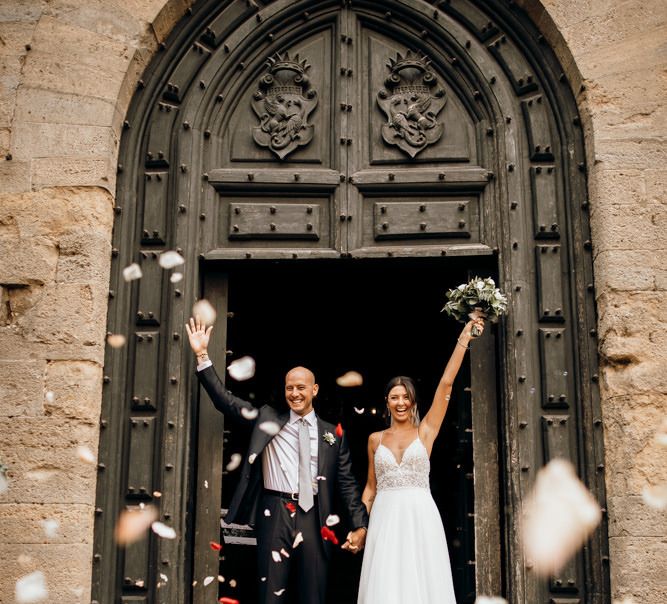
[374,437,430,491]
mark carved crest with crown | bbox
[251,52,318,160]
[377,51,447,158]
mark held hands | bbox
[185,316,213,355]
[342,527,367,554]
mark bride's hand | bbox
[463,318,485,339]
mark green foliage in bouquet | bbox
[442,277,508,327]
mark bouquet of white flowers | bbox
[442,276,508,336]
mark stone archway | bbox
[93,1,609,602]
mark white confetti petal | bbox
[160,573,168,582]
[241,407,259,420]
[248,453,257,464]
[259,421,280,436]
[151,521,177,539]
[41,519,59,538]
[229,579,237,588]
[159,250,185,269]
[642,484,667,510]
[204,480,209,489]
[292,531,303,548]
[114,506,158,545]
[325,514,340,527]
[271,551,282,562]
[274,588,286,596]
[44,391,55,404]
[76,445,96,465]
[153,491,162,498]
[16,571,48,603]
[353,407,365,414]
[336,371,363,387]
[280,547,290,558]
[264,508,271,517]
[0,471,8,495]
[192,299,216,325]
[316,475,326,481]
[522,459,601,576]
[107,334,126,348]
[203,576,215,586]
[170,272,183,283]
[226,453,242,471]
[218,575,225,583]
[122,263,143,281]
[228,356,256,381]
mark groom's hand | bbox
[341,527,367,554]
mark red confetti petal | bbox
[321,525,339,545]
[335,423,343,438]
[284,501,296,513]
[218,598,239,604]
[210,541,223,551]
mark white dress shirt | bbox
[197,362,318,495]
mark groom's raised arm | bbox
[196,364,258,423]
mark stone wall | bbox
[0,0,665,602]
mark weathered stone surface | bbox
[594,250,667,291]
[0,360,45,417]
[0,503,93,543]
[32,157,113,193]
[0,543,92,603]
[607,537,667,602]
[0,418,98,505]
[591,201,666,252]
[43,360,102,424]
[607,496,667,538]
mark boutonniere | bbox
[322,432,336,446]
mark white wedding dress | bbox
[357,435,457,604]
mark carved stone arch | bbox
[95,1,609,603]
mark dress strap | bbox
[378,430,386,446]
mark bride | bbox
[357,319,484,604]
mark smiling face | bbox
[386,384,415,424]
[284,367,319,417]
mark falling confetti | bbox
[193,299,216,325]
[226,454,242,471]
[107,334,126,348]
[204,480,209,489]
[153,491,162,498]
[151,522,177,539]
[274,589,286,596]
[272,551,282,562]
[160,573,168,583]
[320,526,339,545]
[475,598,507,604]
[284,501,296,513]
[229,579,237,588]
[248,453,257,464]
[292,532,303,548]
[228,356,256,381]
[335,423,343,438]
[115,506,158,545]
[76,446,96,465]
[170,272,183,283]
[218,575,225,582]
[15,571,48,603]
[336,371,363,387]
[642,484,667,510]
[241,407,259,420]
[203,576,215,586]
[316,475,326,481]
[264,509,271,517]
[218,598,239,604]
[44,391,55,404]
[122,263,142,281]
[159,250,185,269]
[210,541,223,551]
[41,519,59,538]
[522,459,601,575]
[325,514,340,527]
[353,407,365,414]
[280,547,290,558]
[260,421,280,436]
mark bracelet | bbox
[196,352,209,360]
[456,338,471,350]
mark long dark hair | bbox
[384,376,420,426]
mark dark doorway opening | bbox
[210,256,494,603]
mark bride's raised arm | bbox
[419,319,484,449]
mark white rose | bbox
[476,281,485,290]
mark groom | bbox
[186,317,368,604]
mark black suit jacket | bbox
[197,365,369,546]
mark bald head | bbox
[284,366,318,416]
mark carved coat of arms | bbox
[251,52,318,160]
[377,51,447,158]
